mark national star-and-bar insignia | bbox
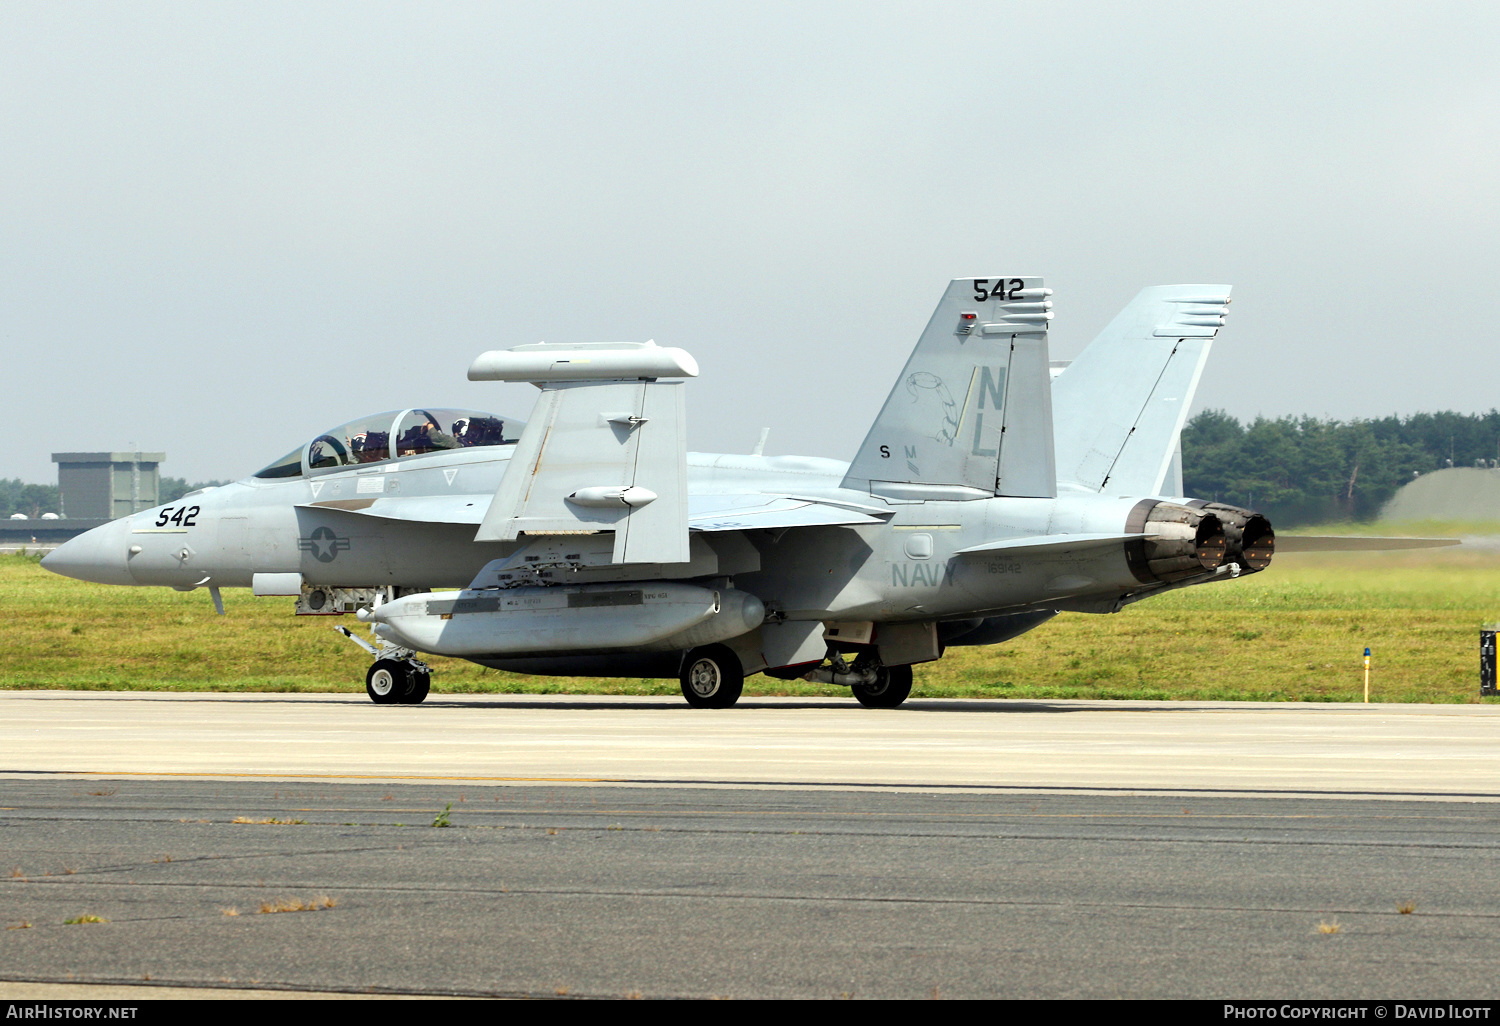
[298,526,351,563]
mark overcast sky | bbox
[3,1,1497,483]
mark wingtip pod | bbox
[468,340,699,382]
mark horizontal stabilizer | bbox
[1276,536,1460,552]
[955,532,1143,557]
[1053,285,1231,496]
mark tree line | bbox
[0,478,226,519]
[6,410,1500,527]
[1181,409,1500,526]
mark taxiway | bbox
[3,693,1498,999]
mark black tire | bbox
[402,670,431,704]
[680,646,744,708]
[365,659,408,704]
[852,664,913,708]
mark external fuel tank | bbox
[358,581,765,658]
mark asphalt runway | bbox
[4,692,1500,999]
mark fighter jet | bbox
[43,278,1273,708]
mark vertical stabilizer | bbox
[842,276,1057,499]
[1052,285,1231,496]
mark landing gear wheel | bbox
[852,664,913,708]
[366,659,407,705]
[402,669,431,704]
[680,646,744,709]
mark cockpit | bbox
[254,408,523,480]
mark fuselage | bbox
[37,278,1262,705]
[43,440,1213,627]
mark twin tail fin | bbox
[841,276,1057,500]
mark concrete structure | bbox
[0,451,167,546]
[51,451,164,520]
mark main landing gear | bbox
[798,650,915,708]
[680,645,914,709]
[336,626,432,705]
[850,664,913,708]
[680,645,744,709]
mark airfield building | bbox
[51,451,165,520]
[1,452,166,547]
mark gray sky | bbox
[4,1,1498,484]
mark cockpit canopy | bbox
[254,408,523,480]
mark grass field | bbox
[3,543,1499,703]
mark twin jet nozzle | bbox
[1129,501,1276,586]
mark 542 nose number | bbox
[154,505,201,527]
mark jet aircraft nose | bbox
[41,518,135,586]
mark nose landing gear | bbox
[336,626,432,704]
[365,658,432,705]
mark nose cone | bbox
[41,519,135,586]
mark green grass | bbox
[3,547,1499,703]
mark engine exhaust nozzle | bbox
[1124,501,1228,584]
[1187,501,1275,572]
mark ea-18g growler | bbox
[43,278,1273,707]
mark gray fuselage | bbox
[46,443,1200,629]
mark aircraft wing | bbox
[687,494,891,532]
[462,341,899,561]
[467,342,694,564]
[298,492,890,533]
